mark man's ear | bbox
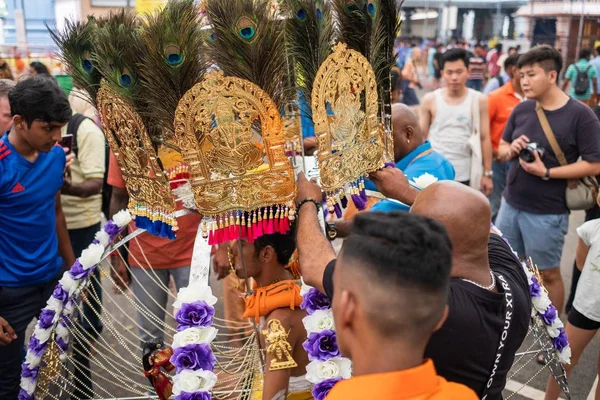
[339,290,356,330]
[261,245,276,264]
[549,70,558,85]
[433,305,449,332]
[13,115,24,129]
[405,125,414,142]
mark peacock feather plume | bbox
[47,17,104,107]
[137,0,208,138]
[281,0,333,118]
[332,0,371,58]
[204,0,290,108]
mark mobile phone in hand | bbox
[60,134,73,154]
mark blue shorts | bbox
[495,198,568,270]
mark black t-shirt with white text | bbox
[502,98,600,214]
[321,233,531,399]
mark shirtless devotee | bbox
[295,173,530,399]
[230,229,311,400]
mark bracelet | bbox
[296,198,321,212]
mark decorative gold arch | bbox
[312,43,391,192]
[174,70,296,215]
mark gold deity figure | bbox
[262,319,298,371]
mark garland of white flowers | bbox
[19,210,133,400]
[491,225,571,364]
[300,281,351,400]
[170,281,219,400]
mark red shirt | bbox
[107,151,201,268]
[488,81,523,152]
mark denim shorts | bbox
[495,198,568,270]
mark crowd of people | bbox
[0,37,600,400]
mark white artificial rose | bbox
[558,347,572,364]
[113,210,133,228]
[45,297,63,313]
[305,357,352,383]
[64,301,75,317]
[411,173,438,189]
[547,318,565,338]
[20,376,36,395]
[25,352,42,368]
[172,327,218,348]
[56,323,70,341]
[79,243,105,270]
[172,369,218,395]
[302,309,334,333]
[59,272,78,296]
[532,294,552,314]
[33,326,52,343]
[94,230,110,248]
[173,283,218,309]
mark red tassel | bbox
[265,218,274,235]
[280,218,290,234]
[208,228,215,245]
[255,218,263,239]
[228,222,235,240]
[241,223,247,240]
[274,213,281,232]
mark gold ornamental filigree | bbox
[312,43,391,191]
[262,319,298,371]
[34,334,60,398]
[174,70,296,215]
[97,80,176,224]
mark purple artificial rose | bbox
[312,377,342,400]
[552,328,569,352]
[52,285,69,305]
[542,304,558,325]
[175,392,212,400]
[38,309,56,329]
[170,344,216,373]
[104,221,120,240]
[530,277,542,298]
[27,337,46,357]
[175,301,215,331]
[21,364,39,379]
[70,260,93,280]
[18,389,34,400]
[303,330,340,361]
[301,288,331,314]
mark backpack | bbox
[66,113,112,218]
[574,65,592,95]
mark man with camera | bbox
[496,45,600,313]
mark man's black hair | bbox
[9,76,72,127]
[517,44,563,76]
[253,224,296,266]
[579,48,592,61]
[344,212,452,297]
[495,43,503,53]
[29,61,50,75]
[504,54,520,71]
[441,48,470,70]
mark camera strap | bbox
[535,102,567,166]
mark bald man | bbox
[326,212,477,399]
[295,175,530,400]
[332,104,454,238]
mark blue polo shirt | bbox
[0,134,65,287]
[366,141,455,212]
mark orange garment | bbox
[342,197,381,221]
[243,280,302,322]
[488,81,523,152]
[326,359,477,400]
[107,151,202,268]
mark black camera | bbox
[519,142,545,163]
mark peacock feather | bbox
[204,0,290,109]
[332,0,371,58]
[281,0,333,118]
[137,0,208,139]
[47,17,104,107]
[92,10,143,108]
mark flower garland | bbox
[300,282,351,400]
[19,210,133,400]
[491,225,571,365]
[170,282,219,400]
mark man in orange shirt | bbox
[107,151,202,346]
[312,210,477,400]
[488,54,524,221]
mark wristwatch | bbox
[542,168,550,181]
[325,222,338,241]
[483,170,493,178]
